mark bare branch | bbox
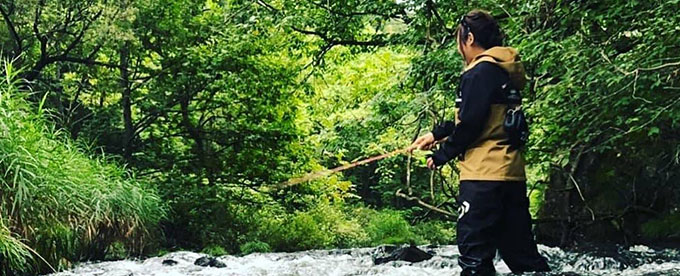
[568,173,595,221]
[638,61,680,72]
[396,189,456,217]
[331,38,387,46]
[601,50,680,76]
[255,0,279,14]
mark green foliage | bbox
[289,0,680,243]
[0,221,32,274]
[500,0,680,241]
[255,202,353,252]
[202,245,229,256]
[641,213,680,239]
[250,204,442,252]
[363,209,419,245]
[104,242,128,261]
[412,220,456,245]
[0,61,165,274]
[239,241,272,255]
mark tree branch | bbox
[0,3,22,58]
[426,0,454,35]
[63,8,103,56]
[33,0,47,59]
[51,56,119,68]
[290,26,387,46]
[396,189,456,217]
[255,0,280,14]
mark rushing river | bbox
[48,244,680,276]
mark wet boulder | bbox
[194,256,227,268]
[374,244,434,265]
[162,259,178,266]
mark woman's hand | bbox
[426,157,437,170]
[408,132,436,152]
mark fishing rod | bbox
[276,142,441,189]
[276,146,414,188]
[274,142,460,218]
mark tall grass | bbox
[0,60,166,275]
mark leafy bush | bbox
[104,242,128,261]
[257,206,337,252]
[363,209,419,246]
[248,202,450,252]
[248,200,366,252]
[239,241,272,255]
[412,220,456,245]
[641,213,680,239]
[202,245,229,256]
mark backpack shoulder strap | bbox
[465,55,523,106]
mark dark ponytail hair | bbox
[457,10,504,49]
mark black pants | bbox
[457,181,550,275]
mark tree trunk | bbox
[535,146,598,246]
[180,92,216,186]
[120,42,134,160]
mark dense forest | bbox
[1,0,679,274]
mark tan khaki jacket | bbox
[456,47,527,181]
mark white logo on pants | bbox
[458,201,470,219]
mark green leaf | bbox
[648,127,660,136]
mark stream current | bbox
[48,244,680,276]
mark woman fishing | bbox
[409,9,551,276]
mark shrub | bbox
[239,241,272,255]
[364,210,419,246]
[253,201,370,252]
[104,242,128,261]
[412,220,456,245]
[260,209,334,252]
[641,213,680,239]
[202,245,229,256]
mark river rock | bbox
[328,248,353,255]
[374,244,434,265]
[194,256,227,268]
[162,259,178,266]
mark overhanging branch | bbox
[290,26,387,46]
